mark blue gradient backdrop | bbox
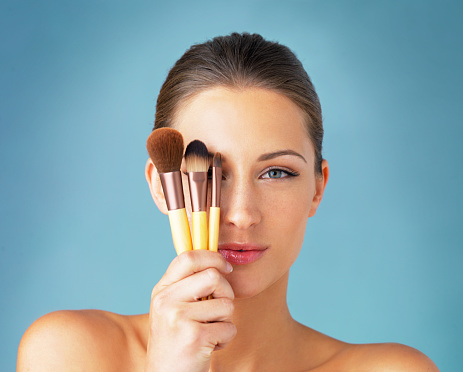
[1,1,462,370]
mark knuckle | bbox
[184,322,203,346]
[165,306,183,327]
[176,250,192,265]
[151,290,171,315]
[206,267,221,284]
[177,250,199,271]
[150,282,168,301]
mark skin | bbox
[17,87,439,372]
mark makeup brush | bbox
[208,152,222,252]
[146,128,192,255]
[185,140,209,251]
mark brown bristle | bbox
[213,152,222,168]
[185,140,209,173]
[146,128,184,173]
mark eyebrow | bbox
[257,150,307,163]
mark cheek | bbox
[264,187,312,261]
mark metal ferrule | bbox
[211,166,222,208]
[188,172,208,212]
[159,171,185,211]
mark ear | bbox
[145,159,168,215]
[308,159,329,218]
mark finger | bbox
[187,298,235,323]
[164,268,234,302]
[154,250,232,296]
[200,321,237,351]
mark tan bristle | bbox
[146,128,184,173]
[185,140,209,173]
[213,152,222,168]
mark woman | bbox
[17,33,438,371]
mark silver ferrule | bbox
[159,171,185,211]
[211,166,222,207]
[187,172,208,212]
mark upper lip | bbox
[218,243,268,251]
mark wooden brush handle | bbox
[208,207,220,252]
[191,211,208,300]
[192,211,208,250]
[167,208,193,255]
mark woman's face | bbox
[173,87,327,298]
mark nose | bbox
[221,178,262,230]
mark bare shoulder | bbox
[297,325,439,371]
[328,342,440,372]
[17,310,147,372]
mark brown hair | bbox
[154,32,324,175]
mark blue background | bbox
[1,1,462,370]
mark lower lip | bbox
[218,249,266,265]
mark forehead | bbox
[174,87,314,163]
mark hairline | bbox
[166,84,322,175]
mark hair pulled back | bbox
[154,32,324,175]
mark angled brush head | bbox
[185,140,209,173]
[146,128,184,173]
[213,152,222,168]
[211,152,222,208]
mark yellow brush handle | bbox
[168,208,193,255]
[208,207,220,252]
[192,211,208,250]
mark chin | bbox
[231,285,262,299]
[226,265,288,300]
[226,269,267,299]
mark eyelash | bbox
[186,167,299,180]
[260,167,299,180]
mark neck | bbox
[210,271,298,372]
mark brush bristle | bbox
[185,140,209,173]
[213,152,222,168]
[146,128,184,173]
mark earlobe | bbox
[145,159,169,215]
[308,159,329,218]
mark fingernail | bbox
[226,262,233,273]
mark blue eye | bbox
[261,168,299,179]
[268,169,284,178]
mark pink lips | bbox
[218,243,268,265]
